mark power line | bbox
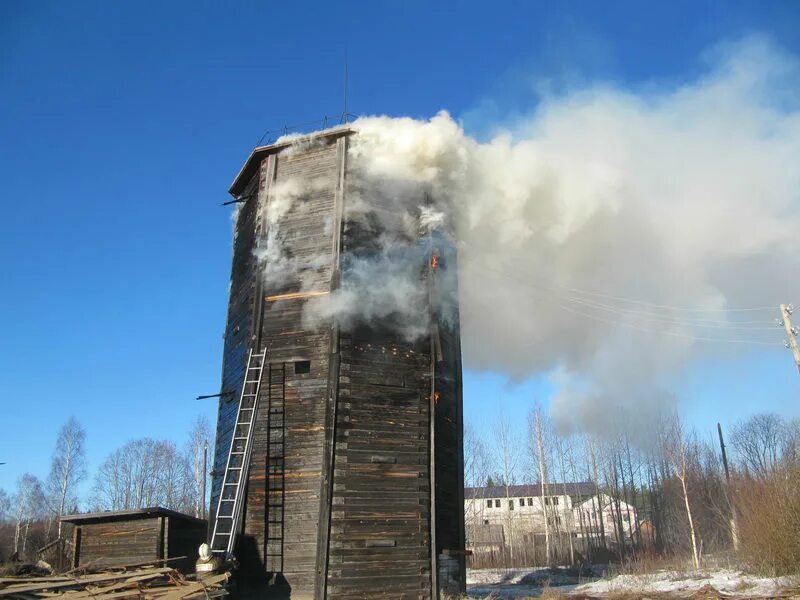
[561,294,778,330]
[560,283,775,313]
[556,303,779,346]
[461,258,781,346]
[462,257,781,323]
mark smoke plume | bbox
[296,38,800,434]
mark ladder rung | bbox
[231,451,244,455]
[217,515,233,519]
[233,436,248,440]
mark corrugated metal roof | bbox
[464,482,595,499]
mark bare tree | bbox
[92,438,192,513]
[554,434,575,564]
[464,424,491,541]
[186,417,213,519]
[493,406,521,565]
[46,417,87,540]
[0,488,10,521]
[730,413,787,478]
[529,403,552,565]
[663,413,700,569]
[13,474,45,557]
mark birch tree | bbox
[187,417,213,519]
[92,438,192,512]
[664,413,700,569]
[493,407,521,565]
[47,417,86,540]
[554,434,575,564]
[13,474,44,557]
[464,424,491,541]
[529,403,552,565]
[0,488,10,521]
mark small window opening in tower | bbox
[294,360,311,374]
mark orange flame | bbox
[430,253,439,270]
[434,391,441,404]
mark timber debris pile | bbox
[0,564,229,600]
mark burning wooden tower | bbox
[210,127,465,599]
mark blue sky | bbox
[2,1,800,499]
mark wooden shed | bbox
[62,508,207,574]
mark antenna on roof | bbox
[341,47,349,124]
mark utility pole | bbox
[779,304,800,375]
[202,441,208,520]
[717,423,730,483]
[717,423,738,550]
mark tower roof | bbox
[228,127,354,197]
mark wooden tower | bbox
[211,128,465,599]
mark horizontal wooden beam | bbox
[266,290,329,302]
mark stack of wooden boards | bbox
[0,565,228,600]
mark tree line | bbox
[465,406,800,575]
[0,416,213,564]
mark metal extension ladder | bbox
[210,349,267,557]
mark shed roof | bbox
[61,507,206,526]
[228,127,354,197]
[465,482,595,499]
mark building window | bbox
[553,497,559,505]
[519,498,525,506]
[623,513,630,522]
[527,498,533,506]
[483,519,489,525]
[487,500,492,509]
[544,497,550,506]
[495,499,500,508]
[509,500,514,510]
[294,360,311,374]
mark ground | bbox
[465,567,800,599]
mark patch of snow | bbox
[571,568,798,598]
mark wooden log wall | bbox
[326,332,433,600]
[211,173,261,522]
[214,130,464,599]
[74,518,162,568]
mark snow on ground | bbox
[466,566,598,598]
[572,569,798,598]
[466,567,799,598]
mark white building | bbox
[465,483,639,564]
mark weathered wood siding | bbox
[166,516,208,574]
[211,171,262,521]
[74,518,161,568]
[214,130,464,598]
[239,137,341,596]
[326,331,433,600]
[433,303,465,593]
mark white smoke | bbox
[326,37,800,434]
